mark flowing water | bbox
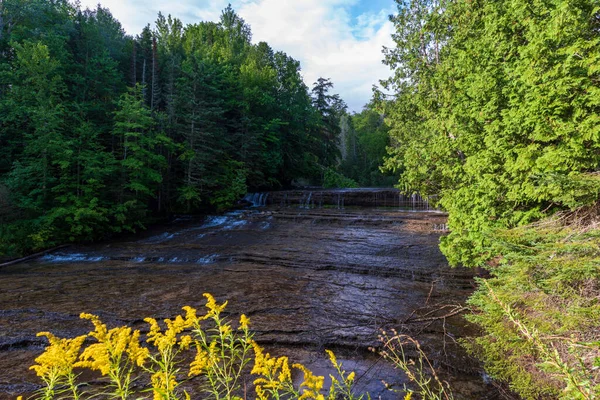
[0,189,499,399]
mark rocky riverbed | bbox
[0,202,499,399]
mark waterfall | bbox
[243,193,268,207]
[434,223,448,231]
[299,192,306,208]
[245,190,439,211]
[336,193,345,209]
[305,192,312,209]
[395,192,437,211]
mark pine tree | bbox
[112,84,170,227]
[4,41,69,248]
[311,78,345,169]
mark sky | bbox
[77,0,398,112]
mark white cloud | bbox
[76,0,395,112]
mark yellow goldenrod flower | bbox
[403,392,413,400]
[279,357,291,382]
[127,330,149,367]
[347,371,355,382]
[208,340,219,358]
[182,306,199,324]
[113,326,131,356]
[76,312,149,394]
[325,349,337,367]
[189,348,211,377]
[203,293,228,316]
[239,314,250,330]
[294,363,325,400]
[219,324,232,336]
[251,340,296,395]
[153,370,178,394]
[76,341,111,375]
[80,313,107,341]
[146,308,197,353]
[179,335,193,350]
[255,385,268,400]
[151,371,177,400]
[30,332,86,379]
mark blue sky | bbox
[77,0,398,112]
[350,0,396,19]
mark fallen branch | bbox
[403,305,468,324]
[0,244,70,268]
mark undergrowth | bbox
[465,205,600,399]
[377,331,453,400]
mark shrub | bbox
[322,168,358,189]
[465,206,600,399]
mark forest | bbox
[0,0,390,258]
[1,0,600,398]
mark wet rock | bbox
[0,205,497,399]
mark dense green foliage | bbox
[322,168,359,189]
[339,106,396,187]
[0,1,349,257]
[382,0,600,397]
[382,0,600,267]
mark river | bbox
[0,189,500,399]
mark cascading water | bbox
[304,192,313,209]
[396,192,434,210]
[336,193,345,209]
[245,189,438,211]
[244,193,269,207]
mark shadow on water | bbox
[0,190,500,399]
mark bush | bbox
[322,168,358,189]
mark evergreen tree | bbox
[112,84,170,227]
[3,41,69,249]
[176,47,230,210]
[380,2,600,395]
[382,0,600,266]
[311,77,345,168]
